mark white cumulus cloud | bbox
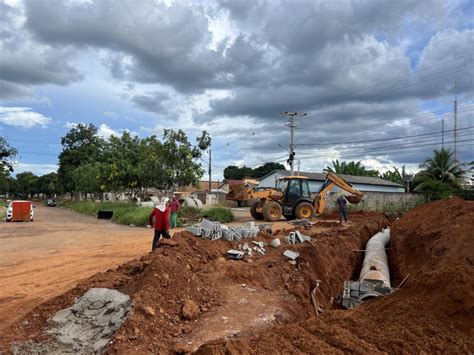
[97,123,120,139]
[0,106,51,128]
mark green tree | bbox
[157,129,210,190]
[58,124,104,197]
[0,137,17,194]
[101,131,142,195]
[16,171,38,198]
[253,162,286,178]
[37,172,61,198]
[413,149,466,200]
[71,163,101,199]
[223,165,254,180]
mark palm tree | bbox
[415,149,466,187]
[324,159,379,177]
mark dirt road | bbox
[0,205,155,330]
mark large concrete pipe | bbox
[342,228,392,308]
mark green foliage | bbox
[413,148,466,189]
[324,160,379,177]
[223,162,286,180]
[61,201,234,226]
[0,136,17,173]
[58,124,104,195]
[200,207,234,223]
[415,180,458,201]
[57,124,209,198]
[16,171,38,197]
[177,206,201,221]
[71,163,102,198]
[36,172,61,197]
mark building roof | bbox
[259,170,404,187]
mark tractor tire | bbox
[294,202,315,220]
[250,202,264,220]
[263,201,282,222]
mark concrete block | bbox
[227,249,245,260]
[283,250,300,260]
[270,238,281,248]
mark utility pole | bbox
[442,117,445,149]
[208,148,212,192]
[454,81,458,161]
[281,111,307,175]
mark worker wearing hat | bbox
[147,197,171,251]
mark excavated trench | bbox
[0,212,390,354]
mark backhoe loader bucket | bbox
[226,183,250,201]
[346,195,363,204]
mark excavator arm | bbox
[315,173,364,214]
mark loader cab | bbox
[277,176,312,207]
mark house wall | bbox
[324,191,426,213]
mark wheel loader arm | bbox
[315,173,364,214]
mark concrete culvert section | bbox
[342,229,392,308]
[12,288,132,354]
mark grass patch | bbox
[200,206,234,223]
[59,201,235,226]
[59,201,150,227]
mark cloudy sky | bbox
[0,0,473,179]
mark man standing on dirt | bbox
[169,195,180,229]
[147,197,170,251]
[336,194,348,224]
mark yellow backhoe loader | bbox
[226,172,364,222]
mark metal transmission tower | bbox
[281,111,307,175]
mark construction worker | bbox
[147,197,170,251]
[336,194,348,224]
[169,195,180,229]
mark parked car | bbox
[46,199,56,207]
[6,200,34,222]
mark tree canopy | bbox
[57,124,210,198]
[223,162,286,180]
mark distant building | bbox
[259,170,405,193]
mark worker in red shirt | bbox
[169,195,180,229]
[147,197,170,251]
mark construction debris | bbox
[285,230,311,244]
[186,219,260,242]
[283,250,300,260]
[270,238,281,248]
[289,219,315,229]
[226,249,245,260]
[13,288,131,354]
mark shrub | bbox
[200,207,234,223]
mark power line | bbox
[298,125,474,147]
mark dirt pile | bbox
[2,200,472,354]
[199,197,474,354]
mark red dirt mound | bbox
[2,200,472,354]
[198,197,474,354]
